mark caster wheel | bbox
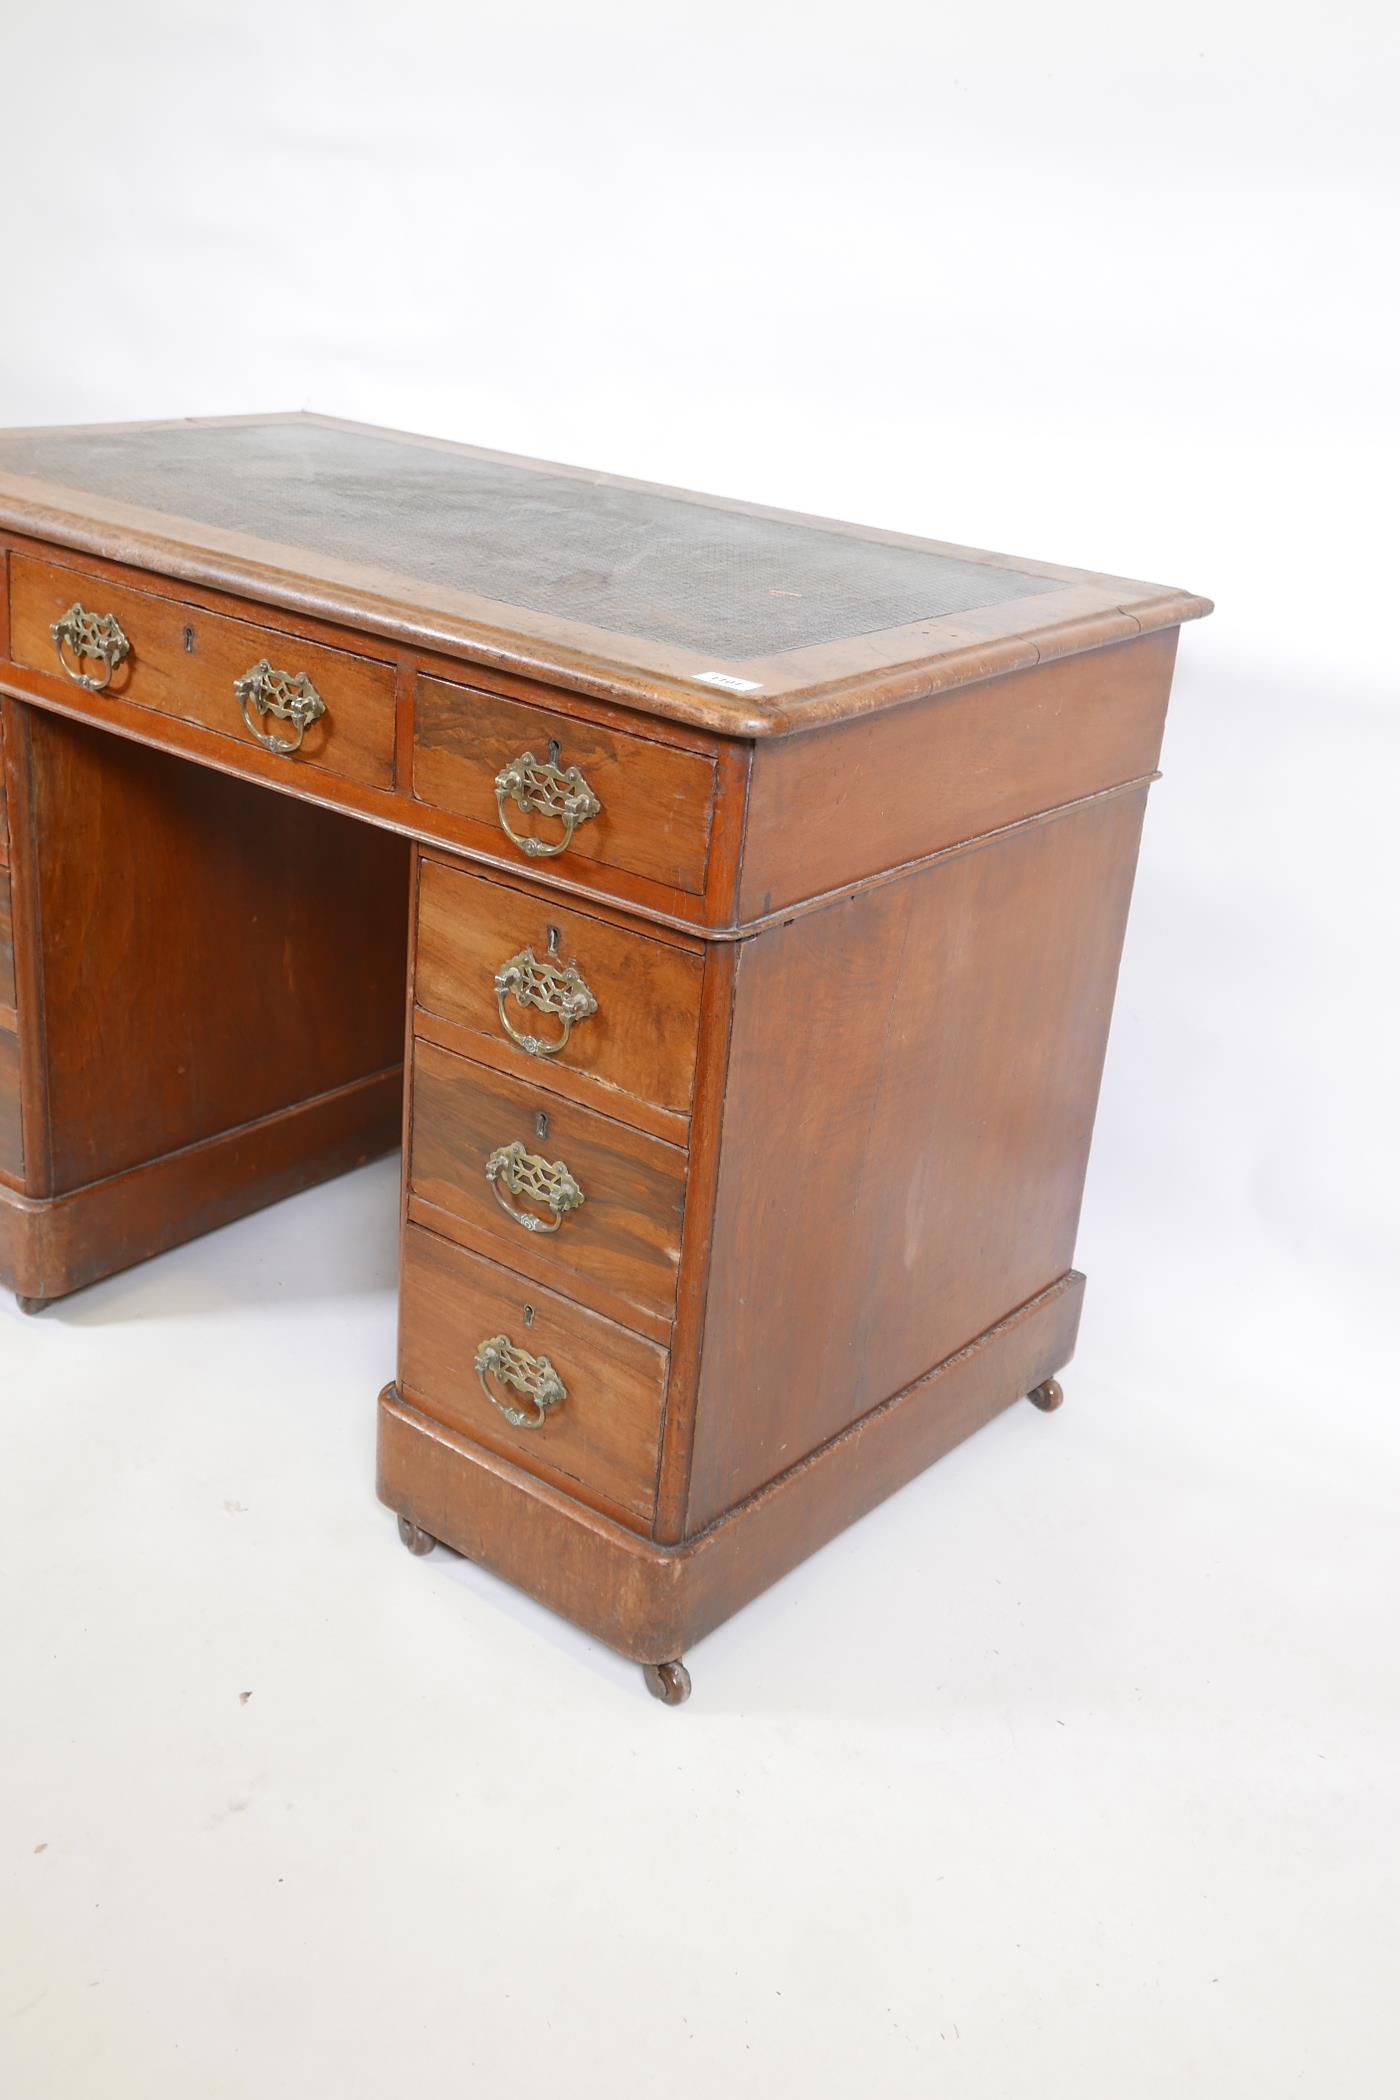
[642,1659,692,1707]
[1028,1377,1064,1413]
[396,1514,437,1557]
[16,1295,49,1316]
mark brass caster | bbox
[396,1513,437,1557]
[16,1294,49,1316]
[642,1659,692,1707]
[1028,1377,1064,1413]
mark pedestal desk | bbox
[0,415,1209,1702]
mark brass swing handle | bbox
[474,1334,567,1431]
[234,659,326,757]
[51,603,131,691]
[493,946,598,1059]
[486,1141,585,1234]
[495,750,601,859]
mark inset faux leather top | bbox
[0,414,1210,735]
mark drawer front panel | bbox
[0,867,14,1010]
[410,1039,686,1331]
[0,1020,21,1181]
[9,555,396,790]
[414,858,703,1123]
[398,1222,667,1525]
[415,676,715,895]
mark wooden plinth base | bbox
[0,1067,402,1306]
[378,1269,1084,1666]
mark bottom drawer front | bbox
[410,1039,686,1331]
[398,1224,667,1525]
[0,1023,22,1181]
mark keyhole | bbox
[182,625,196,654]
[535,1111,549,1142]
[547,738,561,767]
[523,1303,536,1330]
[545,925,560,957]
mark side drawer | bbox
[398,1223,668,1529]
[415,675,715,896]
[9,554,396,790]
[0,1019,21,1182]
[414,857,703,1129]
[409,1038,687,1335]
[0,867,14,1011]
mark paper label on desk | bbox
[695,672,764,694]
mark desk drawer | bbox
[409,1038,686,1335]
[398,1222,667,1527]
[414,857,703,1128]
[0,1018,21,1181]
[9,555,395,789]
[415,675,715,896]
[0,868,14,1011]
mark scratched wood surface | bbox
[408,1037,687,1339]
[10,550,397,792]
[398,1220,669,1530]
[684,785,1152,1530]
[413,856,705,1125]
[414,673,716,894]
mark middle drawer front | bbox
[399,1223,669,1528]
[414,856,704,1130]
[410,1039,686,1335]
[9,554,396,790]
[0,866,14,1011]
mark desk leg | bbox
[0,701,411,1304]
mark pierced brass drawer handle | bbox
[234,659,326,757]
[493,940,598,1060]
[495,750,601,860]
[486,1141,585,1234]
[51,603,131,691]
[474,1333,567,1431]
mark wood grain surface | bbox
[414,674,715,894]
[18,709,409,1196]
[409,1037,686,1337]
[738,627,1177,918]
[413,855,704,1124]
[684,785,1151,1529]
[0,866,14,1009]
[0,1021,20,1183]
[10,551,397,790]
[398,1221,669,1528]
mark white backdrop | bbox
[2,4,1396,2095]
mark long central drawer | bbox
[9,554,396,790]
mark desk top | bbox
[0,414,1209,737]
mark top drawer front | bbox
[9,556,395,790]
[415,675,715,896]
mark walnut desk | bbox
[0,416,1209,1702]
